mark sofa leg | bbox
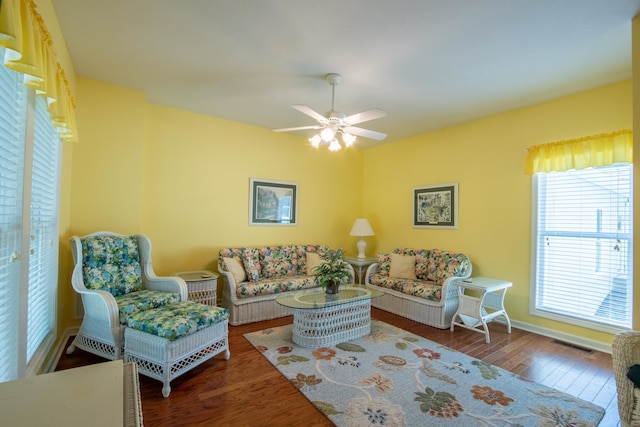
[66,340,76,355]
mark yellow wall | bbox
[363,79,632,345]
[139,103,364,273]
[70,80,147,234]
[66,78,365,304]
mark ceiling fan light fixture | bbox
[342,132,356,147]
[273,73,387,151]
[309,134,322,147]
[320,127,335,142]
[329,139,341,151]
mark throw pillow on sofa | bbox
[241,248,261,282]
[389,253,417,280]
[223,256,247,283]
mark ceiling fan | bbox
[273,73,387,150]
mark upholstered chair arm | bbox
[613,331,640,426]
[365,263,380,285]
[69,245,120,327]
[441,265,473,300]
[219,270,239,305]
[78,289,121,330]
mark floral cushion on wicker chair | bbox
[81,235,144,296]
[126,302,229,341]
[82,234,183,324]
[116,290,182,325]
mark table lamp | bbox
[349,218,375,259]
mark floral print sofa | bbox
[218,245,354,325]
[365,248,472,329]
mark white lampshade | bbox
[350,218,375,259]
[350,218,375,237]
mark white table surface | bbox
[0,360,124,427]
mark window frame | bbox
[529,165,634,334]
[0,56,60,382]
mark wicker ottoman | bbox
[124,301,230,397]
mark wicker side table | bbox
[174,270,219,306]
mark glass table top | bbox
[276,285,384,309]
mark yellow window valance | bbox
[0,0,78,142]
[524,130,633,174]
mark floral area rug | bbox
[244,320,605,426]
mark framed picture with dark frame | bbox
[413,182,458,229]
[249,178,298,226]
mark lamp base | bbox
[356,238,367,259]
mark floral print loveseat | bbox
[218,245,354,325]
[365,248,472,329]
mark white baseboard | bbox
[45,326,79,373]
[496,318,612,354]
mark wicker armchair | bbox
[66,231,188,360]
[612,330,640,427]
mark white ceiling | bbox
[52,0,640,148]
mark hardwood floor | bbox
[55,308,620,426]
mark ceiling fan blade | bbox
[292,105,327,122]
[344,126,387,141]
[273,125,323,132]
[343,108,387,125]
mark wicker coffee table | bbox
[276,286,384,348]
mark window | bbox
[0,50,61,382]
[531,164,633,332]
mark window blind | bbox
[26,95,60,364]
[0,57,26,382]
[532,164,633,330]
[0,47,60,381]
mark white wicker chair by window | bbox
[612,330,640,427]
[67,231,188,360]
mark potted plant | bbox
[312,248,352,294]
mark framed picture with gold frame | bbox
[413,183,458,229]
[249,178,297,226]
